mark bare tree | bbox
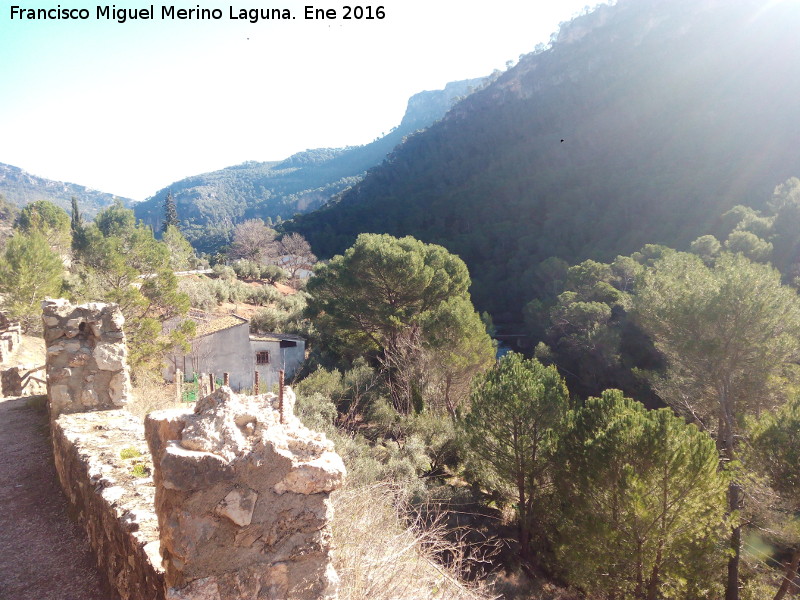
[229,219,278,263]
[279,233,317,281]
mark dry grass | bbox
[486,572,581,600]
[332,483,498,600]
[127,374,185,419]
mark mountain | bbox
[0,162,133,217]
[289,0,800,318]
[132,78,484,253]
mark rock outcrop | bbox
[146,386,345,600]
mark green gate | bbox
[182,373,199,402]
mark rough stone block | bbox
[215,487,258,527]
[42,299,131,418]
[146,387,345,600]
[109,371,131,406]
[94,342,126,371]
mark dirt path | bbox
[0,394,109,600]
[2,334,45,370]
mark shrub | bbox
[212,264,237,281]
[119,447,142,460]
[295,391,338,432]
[131,463,150,478]
[250,307,286,333]
[127,371,183,418]
[178,278,217,311]
[296,367,344,400]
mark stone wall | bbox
[42,299,131,419]
[1,364,46,397]
[146,387,346,600]
[51,409,165,600]
[43,299,346,600]
[0,311,21,364]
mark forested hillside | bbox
[0,162,132,217]
[9,3,800,596]
[133,78,483,253]
[289,0,800,318]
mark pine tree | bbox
[0,231,64,330]
[18,199,71,255]
[635,252,800,600]
[73,202,191,375]
[463,353,569,561]
[305,233,475,413]
[162,191,179,233]
[556,390,728,599]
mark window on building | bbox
[256,351,270,365]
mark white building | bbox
[165,312,305,391]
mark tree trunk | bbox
[518,517,530,562]
[514,422,530,562]
[646,461,668,600]
[384,336,409,414]
[646,557,661,600]
[726,483,741,600]
[773,546,800,600]
[444,374,456,419]
[517,469,530,561]
[721,384,741,600]
[635,539,644,600]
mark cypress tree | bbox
[70,196,81,233]
[162,191,179,232]
[70,196,86,252]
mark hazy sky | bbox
[1,0,605,200]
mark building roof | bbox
[249,332,305,343]
[193,314,249,338]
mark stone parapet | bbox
[0,311,21,364]
[41,298,346,600]
[1,364,47,397]
[146,387,346,600]
[52,409,164,600]
[42,299,131,418]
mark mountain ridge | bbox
[288,0,800,317]
[0,162,134,217]
[132,77,485,252]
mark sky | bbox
[0,0,606,200]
